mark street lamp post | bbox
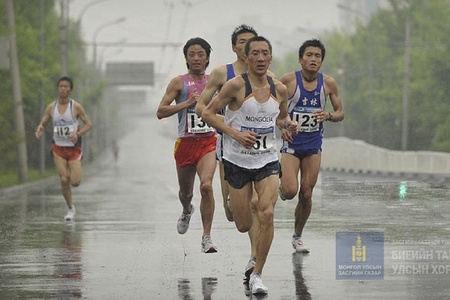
[98,38,127,70]
[76,0,110,25]
[92,17,126,70]
[74,0,111,105]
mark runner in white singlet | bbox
[202,36,298,296]
[35,76,92,221]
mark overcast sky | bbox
[67,0,376,88]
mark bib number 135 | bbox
[188,113,214,133]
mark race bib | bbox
[54,124,75,138]
[187,112,214,133]
[240,126,275,155]
[293,111,320,132]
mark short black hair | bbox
[57,76,73,90]
[183,37,212,69]
[299,39,326,61]
[231,24,257,46]
[244,36,272,56]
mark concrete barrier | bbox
[322,137,450,176]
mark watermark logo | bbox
[336,232,384,280]
[352,234,366,262]
[390,239,450,276]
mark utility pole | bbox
[401,20,411,151]
[39,0,46,175]
[59,0,69,76]
[4,0,28,182]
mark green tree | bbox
[273,0,450,152]
[320,0,450,151]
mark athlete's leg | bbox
[294,153,321,236]
[53,154,72,208]
[176,164,197,214]
[248,187,259,259]
[196,151,217,237]
[219,161,233,221]
[229,182,253,233]
[280,153,301,199]
[252,174,278,275]
[68,160,82,187]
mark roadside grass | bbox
[0,168,55,189]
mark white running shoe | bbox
[201,235,217,253]
[244,257,256,280]
[226,196,232,212]
[177,205,194,234]
[224,196,233,222]
[292,234,310,253]
[249,274,268,295]
[64,205,76,221]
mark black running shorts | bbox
[223,160,280,189]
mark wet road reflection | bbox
[292,253,311,300]
[53,223,83,298]
[177,277,218,300]
[1,112,449,299]
[0,219,83,298]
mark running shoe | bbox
[244,257,256,280]
[225,196,233,222]
[279,186,287,201]
[249,274,268,295]
[64,205,76,221]
[243,281,251,296]
[177,205,194,234]
[201,235,217,253]
[292,234,310,253]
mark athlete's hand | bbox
[286,120,299,134]
[236,130,258,149]
[314,109,327,123]
[70,133,79,144]
[186,88,200,106]
[280,120,298,143]
[35,125,44,139]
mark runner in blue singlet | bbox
[279,39,344,253]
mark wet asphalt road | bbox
[1,108,450,300]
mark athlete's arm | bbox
[324,75,344,122]
[278,72,298,142]
[35,103,53,139]
[202,77,257,149]
[75,102,92,137]
[275,80,297,142]
[195,66,226,117]
[156,76,194,119]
